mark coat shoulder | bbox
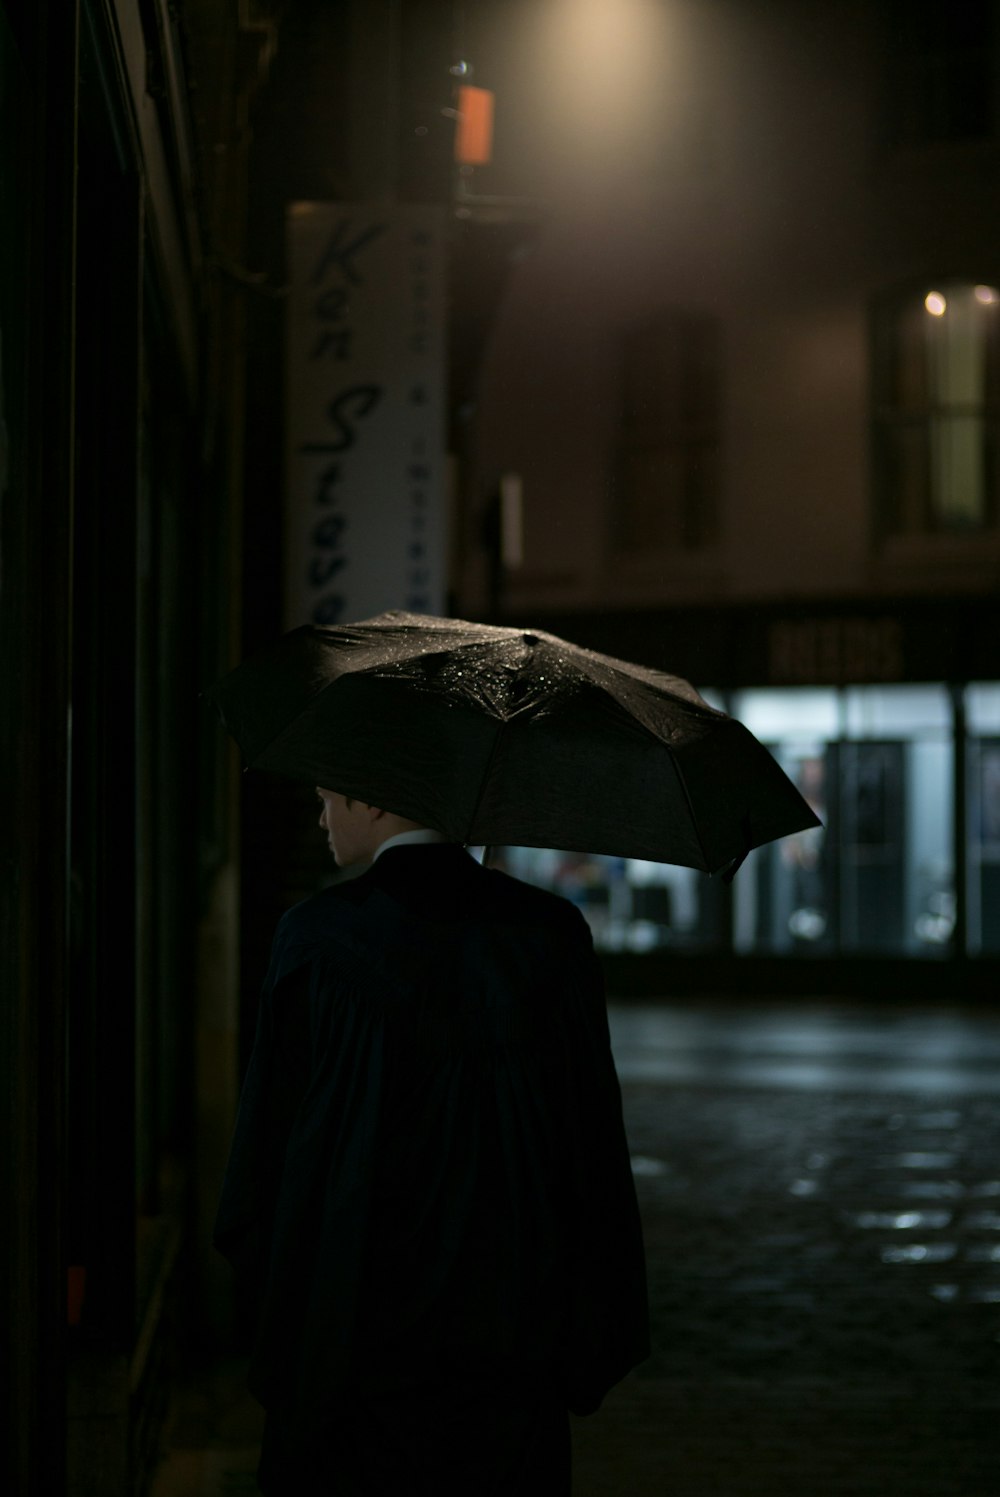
[479,863,589,932]
[267,870,378,984]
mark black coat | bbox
[214,843,649,1421]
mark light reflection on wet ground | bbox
[571,999,1000,1495]
[609,1000,1000,1095]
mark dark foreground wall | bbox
[1,4,251,1493]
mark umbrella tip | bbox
[720,814,753,883]
[720,847,750,884]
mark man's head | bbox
[315,787,428,867]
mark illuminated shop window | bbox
[733,685,954,957]
[495,846,719,954]
[874,281,1000,538]
[967,682,1000,954]
[731,690,836,955]
[841,685,954,955]
[494,682,998,963]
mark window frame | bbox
[871,278,1000,548]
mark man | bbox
[215,789,649,1496]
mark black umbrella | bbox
[206,610,820,876]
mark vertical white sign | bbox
[284,202,447,627]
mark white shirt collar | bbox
[372,828,452,863]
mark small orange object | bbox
[454,85,494,166]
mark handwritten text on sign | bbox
[285,203,446,627]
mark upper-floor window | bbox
[884,0,996,147]
[613,310,721,553]
[873,280,1000,538]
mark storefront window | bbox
[731,690,835,955]
[733,684,953,956]
[493,845,724,953]
[967,682,1000,954]
[841,685,953,955]
[493,682,996,962]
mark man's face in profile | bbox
[316,787,372,867]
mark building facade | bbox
[449,0,1000,995]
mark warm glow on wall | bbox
[534,0,676,172]
[551,0,668,92]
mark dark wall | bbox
[1,4,78,1492]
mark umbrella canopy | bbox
[206,610,820,875]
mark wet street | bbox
[153,999,1000,1496]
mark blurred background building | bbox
[2,0,998,1492]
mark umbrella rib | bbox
[241,680,337,770]
[462,632,536,846]
[665,747,713,874]
[463,718,507,847]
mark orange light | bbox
[924,291,947,317]
[454,85,494,166]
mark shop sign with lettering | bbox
[284,202,446,627]
[767,616,905,684]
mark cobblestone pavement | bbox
[573,1000,1000,1496]
[153,999,1000,1497]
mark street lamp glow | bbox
[975,284,999,305]
[536,0,677,173]
[924,291,947,316]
